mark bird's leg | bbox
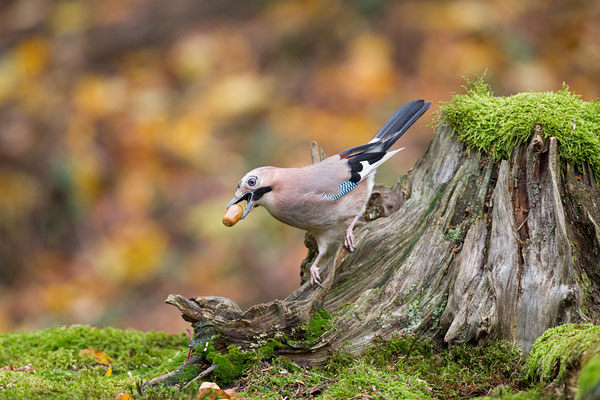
[309,236,331,287]
[309,252,324,287]
[344,214,361,252]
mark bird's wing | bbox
[300,156,352,197]
[300,152,398,200]
[300,100,431,200]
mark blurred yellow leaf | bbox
[268,106,375,149]
[74,75,127,118]
[94,221,169,283]
[345,33,396,100]
[169,33,216,81]
[0,169,40,225]
[41,282,77,313]
[13,37,49,78]
[204,74,273,118]
[51,0,88,34]
[157,113,211,162]
[79,348,113,365]
[0,56,17,104]
[71,155,102,208]
[79,348,113,376]
[115,170,156,214]
[115,394,133,400]
[395,1,505,31]
[419,37,502,80]
[264,0,330,35]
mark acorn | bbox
[223,203,244,227]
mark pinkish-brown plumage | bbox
[227,100,431,286]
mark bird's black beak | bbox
[226,191,255,220]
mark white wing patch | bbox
[356,148,404,183]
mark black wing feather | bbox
[373,99,431,142]
[347,152,386,183]
[336,99,431,184]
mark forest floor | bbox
[2,324,598,399]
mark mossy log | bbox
[157,122,600,384]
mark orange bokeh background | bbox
[1,0,599,333]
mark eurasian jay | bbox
[227,99,431,286]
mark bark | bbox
[162,122,600,378]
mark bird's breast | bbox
[262,177,373,233]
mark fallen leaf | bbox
[17,364,35,372]
[0,364,35,372]
[199,382,220,390]
[115,394,133,400]
[196,387,232,399]
[79,348,113,376]
[79,348,114,365]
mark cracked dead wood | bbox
[158,122,600,384]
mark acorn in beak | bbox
[227,190,256,220]
[226,185,273,222]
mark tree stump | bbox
[157,122,600,384]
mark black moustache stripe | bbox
[253,186,273,201]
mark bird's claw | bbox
[310,265,322,287]
[344,228,355,252]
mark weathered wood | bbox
[161,122,600,383]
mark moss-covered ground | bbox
[2,323,600,399]
[0,325,190,399]
[437,75,600,181]
[239,337,530,399]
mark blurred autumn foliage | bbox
[1,0,599,334]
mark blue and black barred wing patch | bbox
[321,181,358,200]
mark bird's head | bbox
[227,167,275,220]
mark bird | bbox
[226,99,431,286]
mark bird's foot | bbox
[310,265,322,287]
[344,227,355,252]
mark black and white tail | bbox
[338,100,431,184]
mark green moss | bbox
[444,227,462,241]
[172,365,202,384]
[209,352,245,384]
[577,272,593,317]
[437,75,600,180]
[577,355,600,400]
[323,359,434,399]
[364,335,434,362]
[256,338,284,359]
[201,339,284,385]
[527,323,600,383]
[424,182,448,217]
[476,384,550,399]
[305,308,332,341]
[240,357,331,399]
[0,325,188,399]
[240,335,528,399]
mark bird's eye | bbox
[247,176,257,187]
